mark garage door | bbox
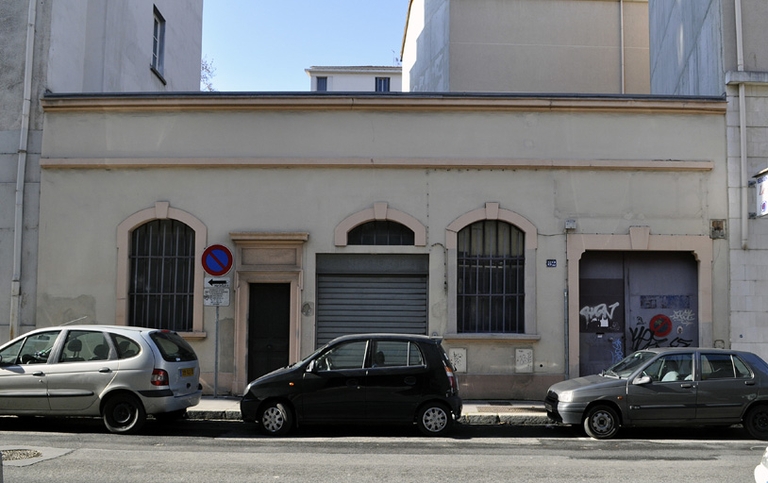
[316,255,428,346]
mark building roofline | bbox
[41,91,726,115]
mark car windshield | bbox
[602,351,657,378]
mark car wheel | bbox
[102,393,146,434]
[416,403,452,436]
[258,401,293,436]
[745,405,768,440]
[583,404,620,439]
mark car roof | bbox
[635,347,760,358]
[24,325,161,335]
[329,333,442,345]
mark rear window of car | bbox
[149,331,197,362]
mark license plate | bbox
[180,367,195,378]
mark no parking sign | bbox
[201,244,233,276]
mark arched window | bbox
[457,220,525,333]
[348,220,415,245]
[128,219,194,331]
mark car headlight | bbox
[558,391,574,403]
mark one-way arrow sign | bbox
[205,277,231,288]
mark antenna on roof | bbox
[392,50,402,67]
[62,315,88,326]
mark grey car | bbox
[0,325,202,434]
[545,347,768,439]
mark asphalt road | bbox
[0,417,763,483]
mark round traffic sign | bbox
[649,314,673,337]
[202,244,233,276]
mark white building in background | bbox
[0,0,202,341]
[306,66,402,92]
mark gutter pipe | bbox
[735,0,748,249]
[11,0,37,339]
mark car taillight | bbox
[151,368,169,386]
[444,362,458,395]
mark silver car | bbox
[545,347,768,440]
[0,325,202,434]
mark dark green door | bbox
[248,283,290,381]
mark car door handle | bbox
[33,371,45,377]
[346,379,360,388]
[404,376,417,385]
[745,380,756,386]
[99,367,112,373]
[680,383,693,388]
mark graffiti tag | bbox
[580,302,621,329]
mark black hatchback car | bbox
[240,333,462,436]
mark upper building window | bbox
[348,221,415,246]
[457,220,525,333]
[129,219,194,332]
[151,7,166,79]
[375,77,390,92]
[317,76,328,91]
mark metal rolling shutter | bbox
[316,255,428,347]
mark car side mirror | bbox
[633,375,652,385]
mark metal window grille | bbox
[457,220,525,333]
[129,220,194,331]
[347,220,415,245]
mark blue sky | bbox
[202,1,411,92]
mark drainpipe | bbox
[619,0,625,94]
[11,0,37,339]
[735,0,748,249]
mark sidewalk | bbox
[186,396,551,426]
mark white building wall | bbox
[403,0,450,92]
[729,82,768,360]
[0,0,202,343]
[48,0,202,92]
[306,67,402,92]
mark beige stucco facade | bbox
[38,93,727,399]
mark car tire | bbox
[258,401,293,436]
[745,405,768,440]
[416,402,452,436]
[102,393,147,434]
[583,404,620,439]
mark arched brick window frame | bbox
[116,201,207,337]
[445,203,539,338]
[334,202,427,246]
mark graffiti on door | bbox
[580,302,622,331]
[629,295,696,351]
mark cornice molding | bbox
[40,93,727,115]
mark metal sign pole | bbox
[214,304,219,398]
